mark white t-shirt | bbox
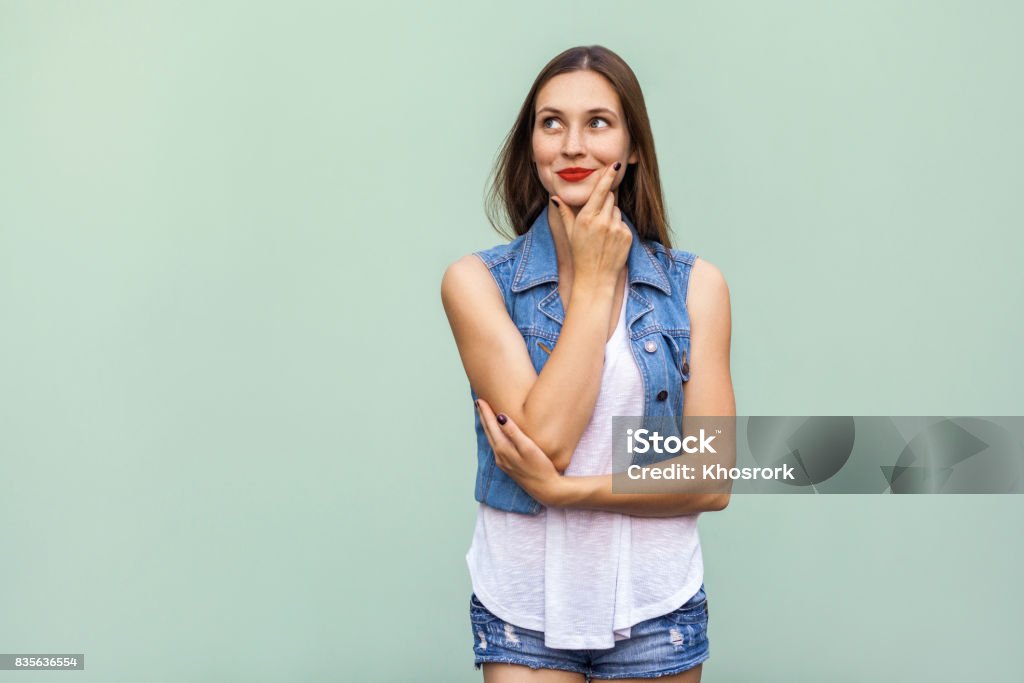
[466,278,704,650]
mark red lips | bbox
[556,167,596,182]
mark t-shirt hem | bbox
[468,552,705,645]
[613,570,705,632]
[542,634,618,650]
[466,551,546,632]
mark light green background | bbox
[1,1,1021,681]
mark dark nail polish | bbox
[496,413,508,425]
[614,162,621,171]
[551,198,560,207]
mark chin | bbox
[559,192,590,206]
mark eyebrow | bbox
[536,106,619,118]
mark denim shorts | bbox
[470,584,710,680]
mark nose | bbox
[561,125,585,158]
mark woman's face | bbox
[531,70,638,208]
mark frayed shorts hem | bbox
[589,651,710,679]
[473,651,709,680]
[470,583,711,680]
[473,655,589,676]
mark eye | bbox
[540,117,612,129]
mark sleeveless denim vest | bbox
[470,208,697,514]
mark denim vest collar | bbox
[510,208,672,328]
[511,208,672,295]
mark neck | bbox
[544,189,622,274]
[545,201,573,275]
[546,190,627,285]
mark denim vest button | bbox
[644,341,657,353]
[681,362,690,375]
[656,389,668,401]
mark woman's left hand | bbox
[476,398,565,508]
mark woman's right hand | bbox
[552,162,633,287]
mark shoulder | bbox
[688,257,729,299]
[685,256,731,327]
[441,234,529,299]
[440,253,492,303]
[440,253,507,329]
[647,241,729,313]
[440,245,525,332]
[649,242,728,299]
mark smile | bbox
[556,168,596,182]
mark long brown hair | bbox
[484,45,673,249]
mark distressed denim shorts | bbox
[470,584,710,680]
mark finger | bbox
[475,399,498,451]
[582,162,620,216]
[552,196,574,241]
[477,398,513,452]
[494,413,544,456]
[599,187,615,223]
[478,410,514,471]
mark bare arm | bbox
[442,255,617,471]
[553,256,736,514]
[442,165,631,471]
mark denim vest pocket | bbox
[636,330,687,415]
[662,330,692,386]
[660,330,690,430]
[519,326,560,374]
[629,327,688,466]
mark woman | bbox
[441,45,735,682]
